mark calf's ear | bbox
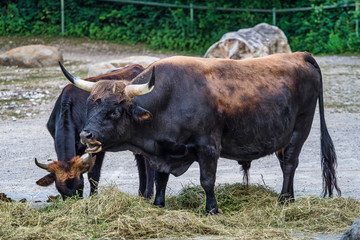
[36,173,55,186]
[131,105,152,122]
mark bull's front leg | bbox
[135,154,154,199]
[153,171,169,207]
[198,145,220,215]
[144,157,155,199]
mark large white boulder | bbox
[204,23,291,59]
[0,45,63,68]
[87,56,160,77]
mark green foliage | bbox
[0,0,359,54]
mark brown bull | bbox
[60,52,340,214]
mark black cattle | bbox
[35,64,155,200]
[60,52,340,214]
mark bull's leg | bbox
[87,152,105,195]
[199,159,219,214]
[276,113,314,203]
[198,144,220,215]
[135,154,154,199]
[144,158,155,199]
[276,146,299,203]
[153,171,169,207]
[135,154,147,197]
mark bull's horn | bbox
[35,158,49,170]
[125,66,156,98]
[81,153,92,165]
[59,61,95,92]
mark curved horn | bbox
[81,153,93,165]
[59,61,95,92]
[125,66,156,98]
[35,158,49,170]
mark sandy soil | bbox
[0,37,359,209]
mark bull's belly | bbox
[220,134,291,161]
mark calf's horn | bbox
[125,66,156,98]
[35,158,49,170]
[59,61,95,92]
[81,153,93,165]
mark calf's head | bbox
[59,62,155,153]
[35,154,95,199]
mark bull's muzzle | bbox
[80,131,102,153]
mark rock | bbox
[0,45,63,68]
[340,216,360,240]
[0,193,13,202]
[87,56,160,77]
[204,23,291,59]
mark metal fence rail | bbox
[59,0,359,36]
[102,0,357,25]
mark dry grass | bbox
[0,183,358,239]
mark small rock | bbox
[47,195,60,202]
[87,56,160,77]
[0,193,14,202]
[0,45,63,68]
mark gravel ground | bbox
[0,37,359,239]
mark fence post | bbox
[272,7,276,25]
[190,3,194,32]
[356,1,359,37]
[61,0,64,36]
[190,3,194,22]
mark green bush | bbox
[0,0,359,55]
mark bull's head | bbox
[59,62,155,154]
[35,154,96,199]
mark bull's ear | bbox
[131,105,152,122]
[36,173,55,186]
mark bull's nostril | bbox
[80,131,93,140]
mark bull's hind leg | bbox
[276,112,315,203]
[276,144,299,203]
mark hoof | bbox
[205,207,221,215]
[278,193,295,204]
[153,200,165,208]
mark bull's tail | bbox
[316,60,341,197]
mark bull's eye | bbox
[110,111,117,118]
[108,109,121,119]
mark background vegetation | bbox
[0,0,359,54]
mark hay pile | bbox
[0,184,358,239]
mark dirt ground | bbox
[0,37,359,212]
